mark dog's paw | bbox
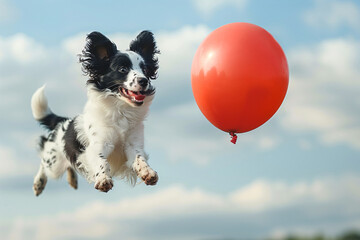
[133,156,159,186]
[33,177,47,197]
[140,168,158,186]
[94,176,113,192]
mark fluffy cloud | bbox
[304,0,360,30]
[0,33,86,179]
[0,145,35,177]
[0,34,47,64]
[0,33,85,120]
[6,175,360,240]
[230,175,360,213]
[193,0,248,15]
[282,37,360,149]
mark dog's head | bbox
[79,31,159,107]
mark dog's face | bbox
[102,50,154,106]
[79,31,159,107]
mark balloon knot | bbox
[230,132,237,144]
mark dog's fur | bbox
[31,31,160,196]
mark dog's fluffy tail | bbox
[31,85,68,131]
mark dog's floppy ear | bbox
[79,31,117,79]
[129,31,160,80]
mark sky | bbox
[0,0,360,239]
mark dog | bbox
[31,31,160,196]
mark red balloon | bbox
[191,22,289,136]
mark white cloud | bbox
[6,175,360,240]
[193,0,248,15]
[0,33,87,179]
[156,25,210,77]
[0,145,35,177]
[230,175,360,213]
[0,34,47,64]
[0,33,86,118]
[282,37,360,149]
[304,0,360,30]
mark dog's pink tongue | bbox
[129,91,145,101]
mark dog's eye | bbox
[118,67,128,73]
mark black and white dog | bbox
[31,31,159,196]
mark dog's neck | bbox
[83,86,153,127]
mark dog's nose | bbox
[137,77,148,88]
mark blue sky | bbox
[0,0,360,239]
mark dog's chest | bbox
[106,120,135,176]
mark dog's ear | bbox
[129,31,160,79]
[79,31,117,79]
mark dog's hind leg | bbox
[66,167,78,190]
[33,164,47,196]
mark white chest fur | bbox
[75,88,153,181]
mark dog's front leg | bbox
[87,142,114,192]
[125,125,158,185]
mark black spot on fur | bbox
[63,119,86,164]
[48,132,56,142]
[38,136,47,150]
[39,113,68,131]
[89,124,92,129]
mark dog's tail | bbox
[31,85,68,131]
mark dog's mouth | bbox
[119,87,146,103]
